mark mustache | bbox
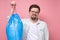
[32,14,36,16]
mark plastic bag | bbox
[6,13,23,40]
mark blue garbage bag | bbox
[6,13,23,40]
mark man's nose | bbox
[33,12,36,14]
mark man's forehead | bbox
[31,8,39,11]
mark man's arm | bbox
[44,23,49,40]
[7,1,16,21]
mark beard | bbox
[31,14,38,20]
[31,17,36,20]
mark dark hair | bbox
[29,4,40,12]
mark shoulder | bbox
[40,20,47,25]
[38,20,48,28]
[37,20,48,31]
[21,18,29,23]
[38,19,47,25]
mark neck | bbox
[30,18,38,23]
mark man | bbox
[22,4,49,40]
[8,1,49,40]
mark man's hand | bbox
[10,1,16,13]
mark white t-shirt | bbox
[22,19,49,40]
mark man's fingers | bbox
[11,1,16,6]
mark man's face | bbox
[29,8,40,20]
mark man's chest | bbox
[25,22,44,34]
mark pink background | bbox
[0,0,60,40]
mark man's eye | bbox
[31,11,39,13]
[31,11,35,12]
[35,12,38,13]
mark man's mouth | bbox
[32,14,36,16]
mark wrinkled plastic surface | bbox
[6,13,23,40]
